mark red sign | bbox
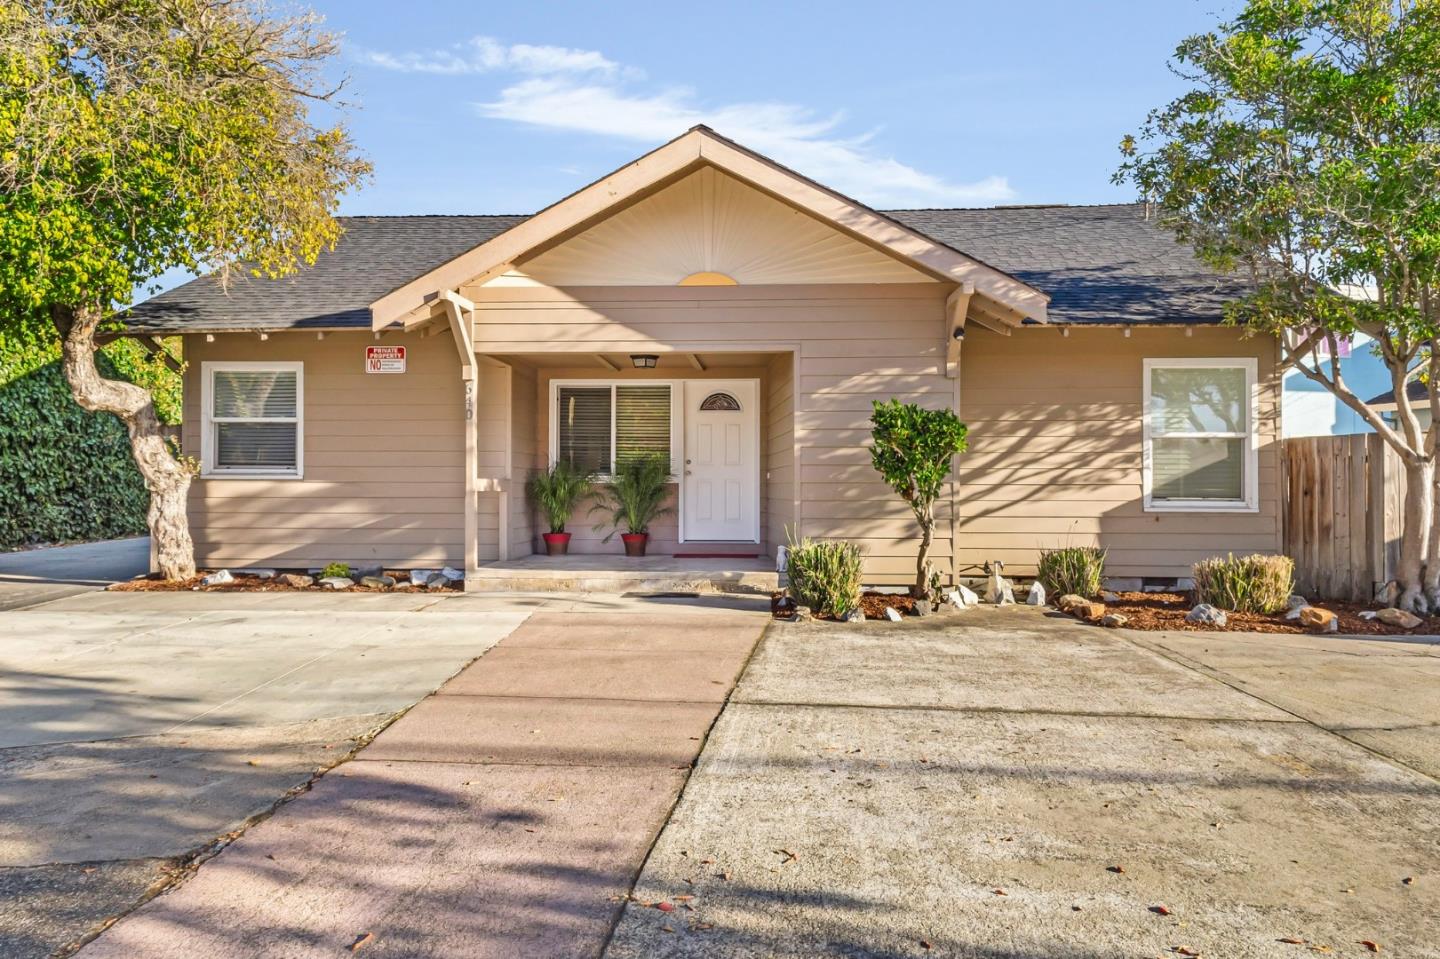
[365,345,406,373]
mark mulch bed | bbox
[1100,592,1435,636]
[772,590,922,621]
[111,571,459,593]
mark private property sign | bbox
[365,346,406,373]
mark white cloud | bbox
[354,36,626,77]
[356,37,1014,207]
[478,79,1014,207]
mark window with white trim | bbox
[202,362,303,477]
[1143,359,1257,511]
[553,382,674,474]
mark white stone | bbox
[883,607,904,622]
[776,545,789,573]
[1186,603,1228,627]
[985,570,1015,605]
[1287,594,1308,610]
[409,569,436,586]
[1358,610,1378,621]
[236,568,277,580]
[1026,582,1047,606]
[441,566,464,582]
[841,607,865,623]
[200,569,233,586]
[957,584,980,606]
[318,576,353,590]
[426,575,453,590]
[1100,590,1121,603]
[360,575,396,589]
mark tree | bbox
[0,0,369,578]
[1117,0,1440,611]
[869,399,968,598]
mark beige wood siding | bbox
[468,284,954,582]
[765,352,796,557]
[956,325,1282,580]
[507,361,540,560]
[182,331,465,569]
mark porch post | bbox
[439,292,479,582]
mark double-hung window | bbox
[552,382,674,475]
[201,362,303,478]
[1143,358,1257,512]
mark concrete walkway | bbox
[0,537,149,611]
[80,605,766,958]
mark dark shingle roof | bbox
[124,202,1246,332]
[1366,379,1428,407]
[125,215,526,333]
[886,203,1250,325]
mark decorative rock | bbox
[1298,606,1337,631]
[1284,605,1305,621]
[841,607,865,623]
[440,566,464,582]
[1056,594,1088,612]
[1100,591,1121,603]
[200,569,233,586]
[392,581,414,591]
[409,569,436,587]
[1099,613,1129,628]
[883,606,904,622]
[360,575,396,589]
[914,600,932,617]
[279,573,314,588]
[425,575,453,590]
[237,568,277,580]
[1357,610,1378,621]
[1071,601,1106,622]
[1186,604,1228,628]
[985,570,1015,605]
[318,576,353,590]
[955,584,980,606]
[1377,607,1423,629]
[352,566,383,582]
[1026,582,1047,606]
[1286,594,1308,611]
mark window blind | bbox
[210,368,299,473]
[615,385,671,468]
[1148,365,1248,503]
[557,386,612,474]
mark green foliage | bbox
[589,454,674,539]
[1116,0,1440,367]
[0,337,156,547]
[526,460,594,533]
[870,399,969,595]
[1037,546,1108,599]
[1192,553,1295,613]
[785,529,863,618]
[320,561,350,579]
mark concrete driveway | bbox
[608,608,1440,958]
[0,588,539,958]
[0,538,150,611]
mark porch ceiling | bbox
[486,350,786,370]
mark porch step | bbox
[464,557,778,595]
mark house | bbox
[125,126,1281,589]
[1283,332,1391,437]
[1368,379,1431,433]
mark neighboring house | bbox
[1282,332,1392,437]
[125,126,1281,587]
[1368,379,1431,433]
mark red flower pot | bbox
[621,533,649,557]
[543,532,572,556]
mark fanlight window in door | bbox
[699,391,741,412]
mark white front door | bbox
[683,380,759,542]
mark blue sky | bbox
[322,0,1239,215]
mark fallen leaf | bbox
[1150,905,1172,916]
[1174,948,1199,957]
[80,867,96,874]
[1107,865,1126,874]
[1277,938,1306,945]
[656,902,675,912]
[777,848,797,864]
[992,889,1008,896]
[721,871,732,881]
[674,895,695,902]
[1401,876,1415,885]
[1358,941,1380,953]
[1072,905,1083,912]
[348,932,374,953]
[920,941,933,951]
[661,925,674,933]
[700,858,715,865]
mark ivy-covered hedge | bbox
[0,333,182,549]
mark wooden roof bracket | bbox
[945,282,975,378]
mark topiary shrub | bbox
[1192,553,1294,614]
[786,530,863,618]
[1037,546,1107,599]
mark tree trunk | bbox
[913,505,934,599]
[52,304,196,580]
[1397,458,1432,613]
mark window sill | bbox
[1144,501,1258,514]
[201,471,305,481]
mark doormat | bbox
[672,553,759,559]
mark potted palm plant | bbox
[590,454,673,557]
[526,460,594,556]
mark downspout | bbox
[945,284,974,587]
[437,290,479,586]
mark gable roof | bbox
[124,201,1248,333]
[1366,378,1428,410]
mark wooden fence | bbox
[1282,434,1405,602]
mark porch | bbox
[465,553,778,594]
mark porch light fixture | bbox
[630,354,659,369]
